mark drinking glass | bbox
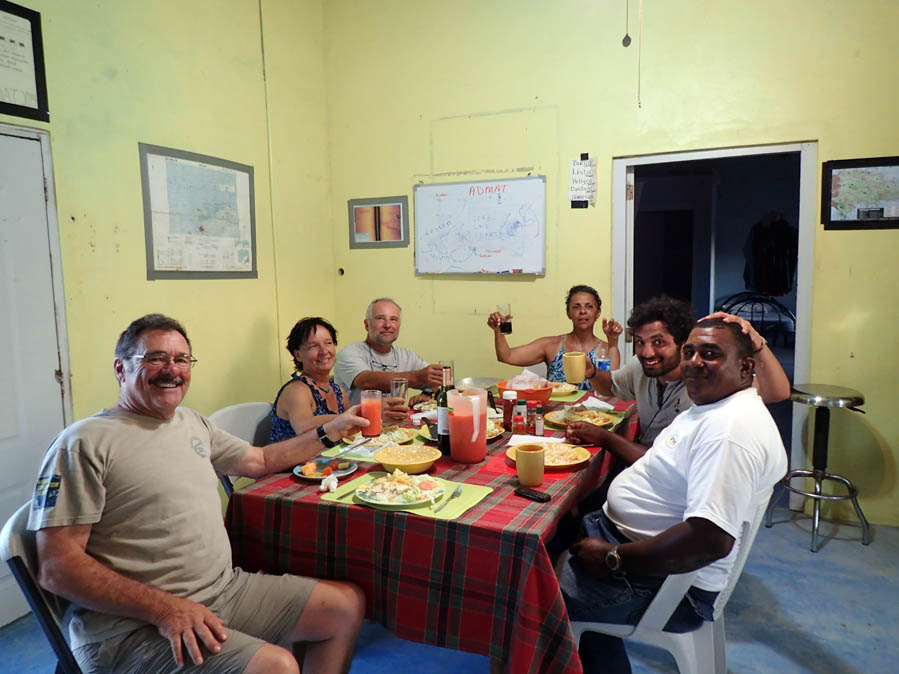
[390,377,408,401]
[497,303,512,334]
[439,360,454,385]
[360,390,383,437]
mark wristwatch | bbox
[605,545,622,572]
[316,425,337,448]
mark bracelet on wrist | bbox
[753,337,768,354]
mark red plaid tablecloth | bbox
[226,395,636,674]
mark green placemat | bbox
[320,471,492,520]
[549,389,588,403]
[320,436,427,463]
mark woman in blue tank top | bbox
[487,285,623,391]
[269,317,347,443]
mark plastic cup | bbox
[515,443,545,487]
[562,351,586,383]
[360,390,383,437]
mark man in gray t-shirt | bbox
[584,295,790,446]
[29,313,368,673]
[334,297,444,405]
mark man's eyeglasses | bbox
[128,352,198,370]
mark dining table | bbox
[225,391,637,674]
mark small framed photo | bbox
[0,0,49,122]
[348,196,409,249]
[821,156,899,230]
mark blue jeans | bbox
[559,510,717,674]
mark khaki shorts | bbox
[74,569,317,674]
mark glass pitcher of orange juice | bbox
[448,387,487,463]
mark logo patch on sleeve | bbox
[33,475,61,509]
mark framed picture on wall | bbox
[347,196,410,249]
[0,0,49,122]
[138,143,257,279]
[821,156,899,230]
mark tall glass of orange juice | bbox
[448,388,487,463]
[360,390,383,437]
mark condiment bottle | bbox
[502,390,518,431]
[534,403,544,436]
[511,413,527,435]
[526,400,538,434]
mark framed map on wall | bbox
[822,156,899,230]
[138,143,257,279]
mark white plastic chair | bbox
[1,503,83,673]
[566,489,773,674]
[208,402,272,497]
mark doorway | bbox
[0,125,71,625]
[612,142,817,497]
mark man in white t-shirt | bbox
[334,297,444,406]
[29,314,369,674]
[559,317,787,673]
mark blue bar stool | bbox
[765,383,871,552]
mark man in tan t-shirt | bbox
[29,313,368,674]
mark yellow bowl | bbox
[373,445,442,474]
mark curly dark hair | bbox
[286,317,338,371]
[565,284,601,311]
[694,316,754,359]
[115,314,190,359]
[627,296,695,346]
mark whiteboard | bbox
[414,176,546,274]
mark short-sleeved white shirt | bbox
[604,387,787,591]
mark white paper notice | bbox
[0,9,37,109]
[569,158,598,204]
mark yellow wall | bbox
[3,1,896,524]
[1,0,332,417]
[321,0,899,524]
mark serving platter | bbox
[505,443,591,469]
[544,409,615,428]
[417,418,504,442]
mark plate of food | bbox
[417,418,505,442]
[545,407,615,428]
[293,460,358,481]
[550,381,578,396]
[505,442,591,469]
[345,426,419,447]
[353,469,445,508]
[413,399,437,412]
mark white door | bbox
[0,127,71,625]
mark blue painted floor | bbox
[3,511,897,673]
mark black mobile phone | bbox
[514,487,551,503]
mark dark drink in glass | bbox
[500,320,512,334]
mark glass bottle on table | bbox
[511,412,527,436]
[436,366,453,455]
[526,400,537,434]
[534,403,544,437]
[501,390,518,431]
